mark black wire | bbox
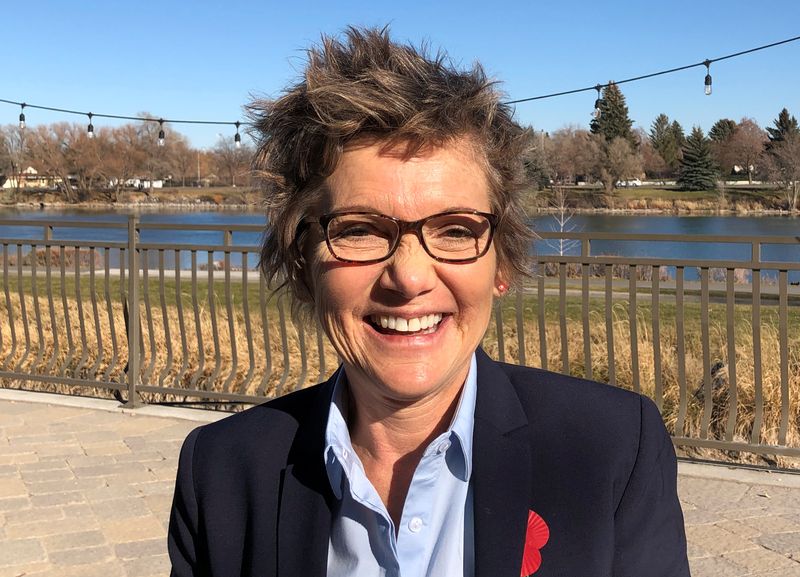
[0,97,241,127]
[2,34,799,123]
[504,34,800,105]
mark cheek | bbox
[310,261,375,324]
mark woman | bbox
[168,27,689,577]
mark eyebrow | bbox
[327,205,486,214]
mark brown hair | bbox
[248,26,533,316]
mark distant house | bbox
[114,178,164,190]
[1,166,60,190]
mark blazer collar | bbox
[472,348,533,577]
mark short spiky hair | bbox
[249,26,533,315]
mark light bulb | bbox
[234,121,242,149]
[592,85,602,119]
[87,113,94,138]
[703,60,712,96]
[157,119,165,147]
[19,104,26,129]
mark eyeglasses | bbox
[304,210,498,264]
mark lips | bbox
[369,313,444,334]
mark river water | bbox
[0,207,798,279]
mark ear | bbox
[493,268,509,298]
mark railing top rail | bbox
[0,218,127,229]
[0,218,266,233]
[535,231,800,244]
[1,219,796,242]
[534,254,800,270]
[136,222,264,232]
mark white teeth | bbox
[370,313,444,333]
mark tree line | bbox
[524,83,800,210]
[1,88,799,211]
[0,114,253,203]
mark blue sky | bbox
[6,0,799,148]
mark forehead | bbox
[321,139,492,217]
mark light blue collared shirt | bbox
[324,354,478,577]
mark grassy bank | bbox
[525,185,793,214]
[5,184,795,214]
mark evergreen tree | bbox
[677,127,717,191]
[649,114,670,145]
[709,118,737,142]
[766,108,800,146]
[669,120,686,148]
[765,109,800,209]
[648,114,684,173]
[590,82,636,147]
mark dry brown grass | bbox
[0,289,339,404]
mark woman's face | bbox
[305,139,505,408]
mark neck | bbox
[347,385,462,460]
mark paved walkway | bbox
[1,389,799,577]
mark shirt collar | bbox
[323,353,478,497]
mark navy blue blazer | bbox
[168,349,690,576]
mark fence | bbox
[0,216,798,463]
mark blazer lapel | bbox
[276,375,337,577]
[472,349,532,577]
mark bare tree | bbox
[592,136,643,194]
[765,135,800,211]
[549,126,597,184]
[728,118,768,184]
[211,136,251,187]
[638,127,668,180]
[103,124,148,200]
[63,124,108,200]
[26,123,80,202]
[0,125,27,202]
[169,136,196,187]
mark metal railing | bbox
[0,216,798,461]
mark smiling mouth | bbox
[368,313,444,335]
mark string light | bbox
[592,85,602,119]
[504,34,800,105]
[1,34,798,133]
[87,112,95,139]
[157,119,165,147]
[234,121,241,149]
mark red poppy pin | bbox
[520,509,550,576]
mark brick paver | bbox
[1,389,799,576]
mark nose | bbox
[378,233,437,299]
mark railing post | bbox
[125,215,140,407]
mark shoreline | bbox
[1,200,795,217]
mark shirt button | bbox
[341,447,350,460]
[408,517,423,533]
[437,441,451,454]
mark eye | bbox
[439,224,478,239]
[330,222,389,240]
[335,223,377,238]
